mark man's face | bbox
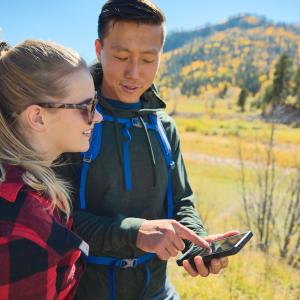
[95,21,163,103]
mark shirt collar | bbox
[0,164,26,202]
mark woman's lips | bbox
[82,129,92,137]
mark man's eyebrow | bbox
[142,49,159,55]
[111,45,159,55]
[111,45,130,52]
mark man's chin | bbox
[118,93,141,103]
[117,86,144,103]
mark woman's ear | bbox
[22,105,46,132]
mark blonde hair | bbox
[0,39,88,218]
[0,41,11,56]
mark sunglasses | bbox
[38,93,98,125]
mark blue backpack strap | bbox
[86,253,155,300]
[101,114,133,191]
[79,104,103,209]
[80,110,157,207]
[122,121,132,191]
[101,115,155,192]
[79,109,175,300]
[149,113,175,219]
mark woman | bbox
[0,40,102,299]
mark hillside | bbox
[158,14,300,97]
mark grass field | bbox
[166,98,300,299]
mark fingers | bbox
[209,257,228,274]
[182,259,198,277]
[171,235,186,252]
[164,239,179,258]
[209,259,221,274]
[136,219,213,260]
[204,230,240,243]
[183,257,229,277]
[172,221,209,248]
[184,256,210,277]
[156,235,183,260]
[220,257,228,268]
[194,256,210,277]
[156,247,172,260]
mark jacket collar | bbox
[0,164,26,202]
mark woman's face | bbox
[37,69,102,160]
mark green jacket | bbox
[62,66,207,300]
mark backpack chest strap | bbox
[85,253,155,300]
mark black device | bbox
[176,231,253,270]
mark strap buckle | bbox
[132,117,142,128]
[119,258,138,268]
[169,161,176,170]
[83,157,92,163]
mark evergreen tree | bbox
[271,53,293,107]
[236,63,261,94]
[219,84,228,98]
[237,88,248,112]
[261,85,274,115]
[262,85,273,105]
[293,67,300,105]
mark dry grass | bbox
[166,98,300,299]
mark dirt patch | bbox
[262,105,300,127]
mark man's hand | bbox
[136,219,209,260]
[182,231,240,277]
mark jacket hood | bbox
[90,63,166,116]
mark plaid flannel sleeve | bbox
[0,234,58,300]
[0,190,88,300]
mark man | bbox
[67,1,237,299]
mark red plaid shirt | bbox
[0,165,89,300]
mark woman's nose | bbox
[93,109,103,124]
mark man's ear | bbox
[22,105,46,132]
[95,39,103,62]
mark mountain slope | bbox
[158,15,300,96]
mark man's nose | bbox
[125,59,140,80]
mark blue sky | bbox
[1,0,299,63]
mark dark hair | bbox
[98,0,166,44]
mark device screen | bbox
[206,232,248,256]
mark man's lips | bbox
[120,84,141,93]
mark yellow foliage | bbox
[181,61,205,76]
[157,19,300,97]
[211,31,226,42]
[217,65,228,76]
[218,82,227,91]
[231,58,240,71]
[212,42,220,48]
[265,26,276,36]
[244,16,260,25]
[247,27,263,35]
[220,45,228,52]
[181,65,192,76]
[259,74,267,83]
